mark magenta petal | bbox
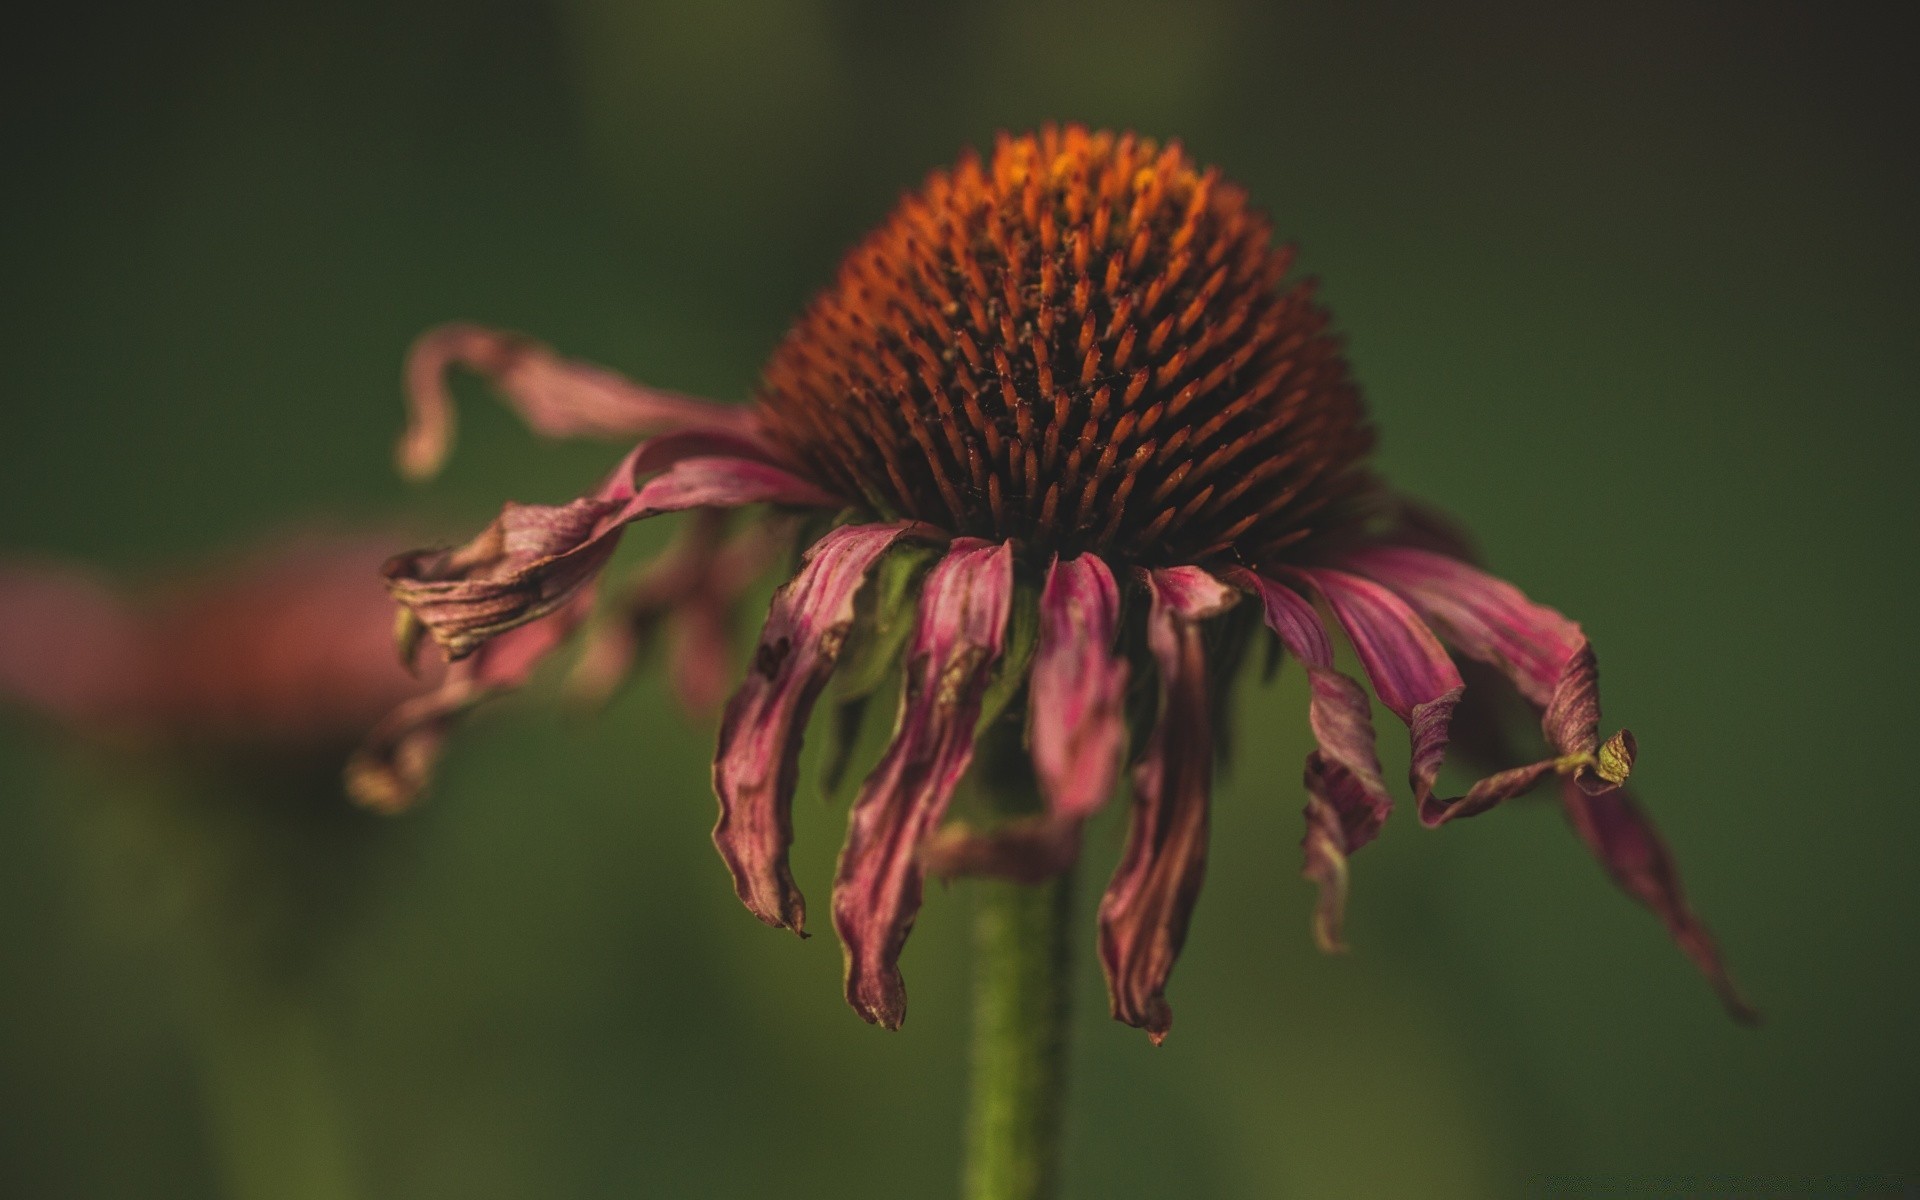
[1342,546,1582,708]
[1232,570,1390,953]
[833,539,1014,1029]
[1098,566,1236,1043]
[1561,780,1758,1024]
[710,523,929,935]
[399,323,763,481]
[347,588,594,811]
[386,435,840,661]
[1291,567,1475,819]
[1030,553,1128,820]
[1337,547,1634,803]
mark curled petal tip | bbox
[847,975,907,1030]
[1595,728,1636,786]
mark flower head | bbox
[383,125,1753,1039]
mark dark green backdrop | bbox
[3,2,1914,1196]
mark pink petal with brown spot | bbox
[710,522,931,935]
[833,539,1013,1029]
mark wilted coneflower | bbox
[382,126,1752,1057]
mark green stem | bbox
[964,869,1074,1200]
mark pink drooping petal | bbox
[1334,547,1635,802]
[1231,570,1389,953]
[346,588,595,812]
[711,522,932,936]
[1342,545,1582,708]
[1295,565,1621,828]
[1098,566,1237,1043]
[1290,567,1471,814]
[1342,545,1742,1016]
[566,512,792,715]
[398,323,763,481]
[386,433,840,661]
[1561,779,1758,1023]
[833,539,1013,1029]
[1029,553,1127,820]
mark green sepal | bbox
[834,541,938,703]
[975,577,1040,737]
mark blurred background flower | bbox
[1,1,1913,1197]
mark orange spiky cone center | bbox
[757,126,1377,567]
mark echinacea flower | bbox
[383,125,1752,1040]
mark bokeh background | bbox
[3,2,1914,1196]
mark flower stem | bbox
[964,869,1074,1200]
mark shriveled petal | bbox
[387,433,839,660]
[833,539,1013,1029]
[1290,567,1471,815]
[399,323,762,481]
[346,588,594,812]
[1342,545,1743,1015]
[710,523,931,935]
[1561,780,1758,1023]
[1098,566,1236,1043]
[1294,566,1619,827]
[1335,547,1635,804]
[1231,570,1388,953]
[1029,553,1128,819]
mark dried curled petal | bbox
[833,539,1013,1029]
[347,589,594,812]
[1344,546,1745,1017]
[1297,565,1628,825]
[1231,570,1388,953]
[1098,566,1236,1043]
[386,432,840,661]
[399,323,762,481]
[711,522,932,935]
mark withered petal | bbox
[346,587,595,812]
[711,522,932,936]
[833,539,1014,1029]
[1231,569,1389,953]
[1097,566,1234,1043]
[399,323,763,482]
[387,434,840,661]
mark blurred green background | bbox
[2,2,1914,1196]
